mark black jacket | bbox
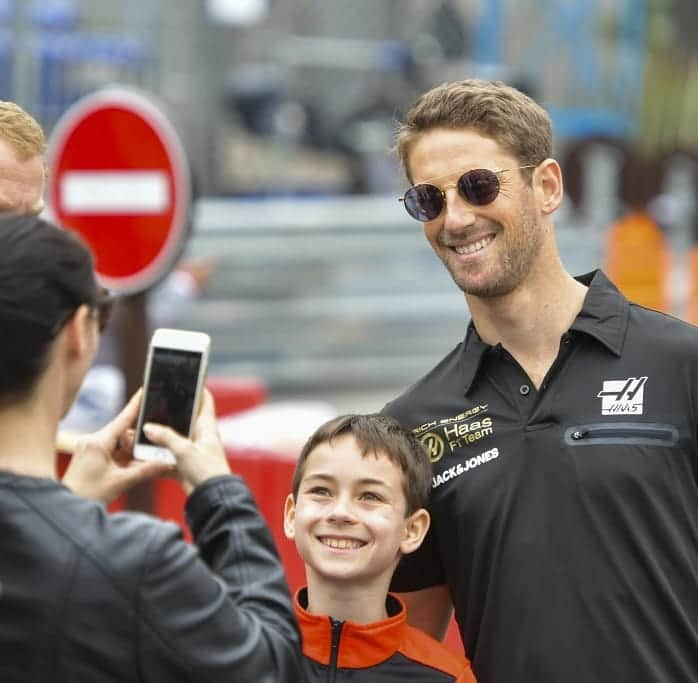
[0,472,302,682]
[295,588,475,682]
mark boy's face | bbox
[284,433,428,590]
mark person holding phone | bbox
[0,213,302,682]
[383,79,698,682]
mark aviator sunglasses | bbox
[399,165,537,222]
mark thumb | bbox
[142,422,192,459]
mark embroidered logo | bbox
[431,448,500,488]
[597,376,647,415]
[420,432,445,463]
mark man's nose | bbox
[442,185,477,230]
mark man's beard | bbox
[444,201,542,299]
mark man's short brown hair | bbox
[396,79,553,181]
[291,413,432,515]
[0,101,46,161]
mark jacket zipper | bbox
[565,422,678,447]
[327,618,343,683]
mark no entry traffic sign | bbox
[47,86,192,293]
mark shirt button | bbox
[519,384,531,396]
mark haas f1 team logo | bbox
[597,376,647,415]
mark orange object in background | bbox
[604,209,671,312]
[685,246,698,325]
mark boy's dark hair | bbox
[0,213,98,402]
[292,413,432,515]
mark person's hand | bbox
[62,390,172,504]
[141,389,231,494]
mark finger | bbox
[86,389,142,455]
[142,422,193,459]
[111,389,144,434]
[113,430,136,466]
[193,390,218,439]
[199,389,216,419]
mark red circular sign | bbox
[47,87,191,293]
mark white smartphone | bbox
[133,328,211,465]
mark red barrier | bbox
[152,447,306,592]
[205,376,267,417]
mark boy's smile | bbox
[285,433,417,591]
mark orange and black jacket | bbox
[295,588,477,682]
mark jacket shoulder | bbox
[399,624,476,682]
[36,485,184,583]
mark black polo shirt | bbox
[385,270,698,683]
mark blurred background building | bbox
[3,0,698,407]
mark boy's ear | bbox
[399,508,430,556]
[283,493,296,540]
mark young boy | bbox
[284,413,477,682]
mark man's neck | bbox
[467,264,588,388]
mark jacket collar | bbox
[295,587,406,668]
[461,270,629,395]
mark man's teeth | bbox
[455,237,491,255]
[321,537,365,549]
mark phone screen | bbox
[137,347,203,444]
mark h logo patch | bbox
[597,376,647,415]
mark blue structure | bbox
[470,0,647,139]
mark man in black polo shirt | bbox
[384,79,698,683]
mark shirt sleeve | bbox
[136,474,302,683]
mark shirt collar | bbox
[569,270,629,354]
[461,270,629,395]
[294,587,406,668]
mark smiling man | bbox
[383,79,698,683]
[0,100,46,215]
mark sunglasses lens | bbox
[458,169,500,205]
[403,184,443,221]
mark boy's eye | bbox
[360,491,384,502]
[307,486,331,496]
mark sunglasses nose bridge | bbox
[441,188,478,228]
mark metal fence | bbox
[175,195,603,395]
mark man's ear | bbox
[400,507,430,556]
[61,304,93,357]
[535,158,563,215]
[283,493,297,540]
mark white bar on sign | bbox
[60,171,170,214]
